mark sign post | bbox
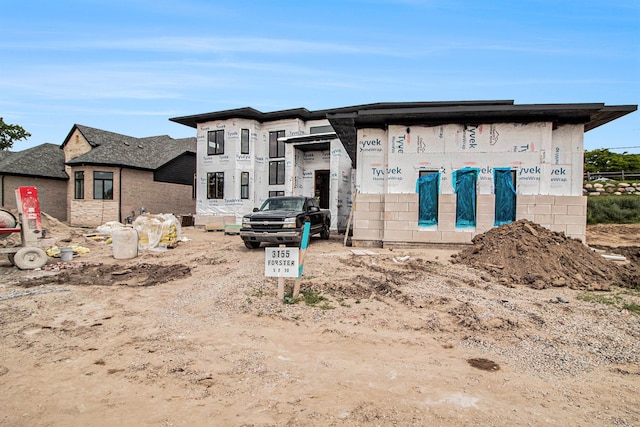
[292,222,311,298]
[265,245,299,301]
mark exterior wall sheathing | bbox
[351,122,588,247]
[193,118,353,230]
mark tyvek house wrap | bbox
[357,122,582,198]
[195,121,264,222]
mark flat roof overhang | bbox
[168,100,517,129]
[327,103,637,167]
[279,132,336,153]
[169,101,637,168]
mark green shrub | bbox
[587,195,640,224]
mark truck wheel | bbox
[320,225,330,240]
[13,247,48,270]
[244,241,261,249]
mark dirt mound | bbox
[452,219,636,290]
[19,263,191,288]
[298,254,477,307]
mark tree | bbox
[0,118,31,150]
[584,149,640,173]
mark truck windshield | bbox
[260,198,304,212]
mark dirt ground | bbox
[1,217,639,426]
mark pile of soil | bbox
[452,219,637,290]
[22,263,192,288]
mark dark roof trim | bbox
[327,102,637,168]
[280,132,337,143]
[0,172,68,181]
[64,161,153,171]
[585,105,638,132]
[169,100,517,128]
[170,101,636,169]
[326,103,633,129]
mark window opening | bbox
[416,170,440,226]
[207,172,224,199]
[452,167,478,227]
[269,160,285,185]
[207,129,225,155]
[269,130,285,158]
[494,168,517,225]
[241,172,249,199]
[241,129,250,154]
[74,171,84,199]
[93,171,113,200]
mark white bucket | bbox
[60,246,73,262]
[112,227,139,260]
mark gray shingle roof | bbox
[65,125,196,170]
[0,143,67,179]
[0,150,14,162]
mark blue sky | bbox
[2,0,639,153]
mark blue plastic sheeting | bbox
[493,168,517,225]
[452,167,478,228]
[416,173,439,226]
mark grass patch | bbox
[252,288,266,298]
[587,195,640,224]
[622,301,640,314]
[284,288,335,309]
[577,288,640,315]
[336,297,350,307]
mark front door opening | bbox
[315,170,330,209]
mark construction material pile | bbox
[96,213,182,251]
[452,219,639,290]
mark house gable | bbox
[62,127,94,162]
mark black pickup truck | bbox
[240,196,331,249]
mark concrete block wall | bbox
[351,192,588,247]
[383,193,418,244]
[517,195,587,241]
[352,193,384,246]
[476,194,495,234]
[437,194,456,232]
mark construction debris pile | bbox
[452,219,640,290]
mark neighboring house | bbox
[62,125,197,227]
[175,100,636,246]
[0,143,68,221]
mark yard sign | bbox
[264,247,299,278]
